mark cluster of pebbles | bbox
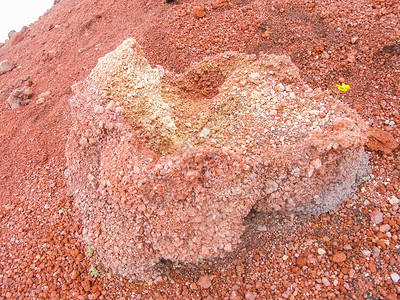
[66,39,370,280]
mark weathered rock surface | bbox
[366,128,398,154]
[66,38,370,280]
[0,60,14,74]
[7,86,33,109]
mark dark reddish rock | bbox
[365,128,399,154]
[297,257,308,267]
[192,6,206,19]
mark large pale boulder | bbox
[66,38,369,280]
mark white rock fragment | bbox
[257,225,267,232]
[321,277,330,287]
[276,83,285,92]
[0,60,14,74]
[317,248,326,255]
[36,98,45,105]
[94,105,104,114]
[370,209,383,225]
[391,273,400,283]
[343,244,352,250]
[36,91,51,105]
[379,224,391,233]
[362,250,371,257]
[264,180,279,194]
[372,246,380,258]
[199,128,210,138]
[389,196,399,205]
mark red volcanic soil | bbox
[0,0,399,299]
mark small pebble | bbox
[197,275,212,289]
[389,196,399,205]
[380,224,391,232]
[332,252,346,263]
[372,246,380,258]
[317,248,326,255]
[343,244,352,250]
[362,250,371,257]
[321,277,330,287]
[391,273,400,283]
[370,209,383,224]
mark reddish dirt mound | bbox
[0,0,399,298]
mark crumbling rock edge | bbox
[65,38,370,280]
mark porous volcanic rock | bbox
[66,38,370,280]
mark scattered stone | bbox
[36,91,51,105]
[379,224,391,232]
[8,30,16,40]
[70,270,80,280]
[245,291,258,300]
[192,6,206,19]
[9,28,26,46]
[297,257,308,267]
[343,244,352,250]
[390,273,400,283]
[0,60,14,74]
[81,280,91,292]
[36,98,45,105]
[372,246,380,258]
[236,263,245,275]
[332,252,346,263]
[366,128,399,154]
[369,261,377,274]
[321,277,331,287]
[197,275,212,289]
[317,248,326,255]
[362,249,371,257]
[389,196,399,205]
[257,225,267,232]
[322,236,330,242]
[370,209,383,224]
[211,0,228,9]
[350,36,359,44]
[7,86,33,109]
[43,49,58,62]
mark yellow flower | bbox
[336,83,350,92]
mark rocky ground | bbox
[0,0,399,299]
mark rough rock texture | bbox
[66,38,369,280]
[366,128,399,154]
[0,60,14,75]
[7,86,33,109]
